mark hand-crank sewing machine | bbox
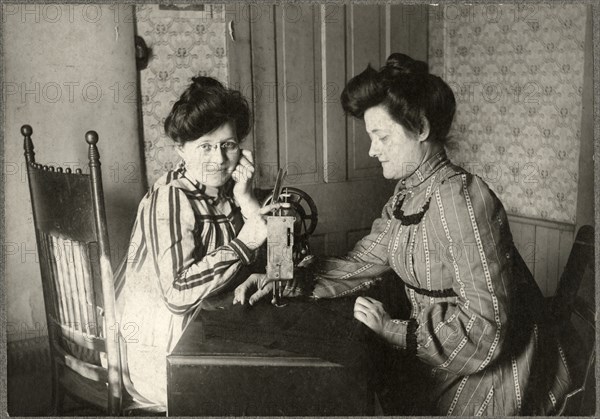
[262,168,318,306]
[167,169,381,416]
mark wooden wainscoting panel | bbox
[509,219,536,275]
[558,229,574,282]
[543,227,561,296]
[509,215,575,297]
[533,226,549,296]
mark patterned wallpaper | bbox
[135,3,586,224]
[428,4,586,224]
[135,4,228,186]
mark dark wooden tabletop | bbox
[167,277,408,415]
[170,289,375,367]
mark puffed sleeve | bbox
[146,186,254,314]
[309,194,395,298]
[384,173,515,375]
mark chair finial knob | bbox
[21,125,33,136]
[85,131,99,145]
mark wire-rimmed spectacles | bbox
[198,141,239,155]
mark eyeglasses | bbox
[198,141,240,155]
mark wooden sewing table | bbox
[166,286,394,416]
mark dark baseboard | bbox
[7,335,51,376]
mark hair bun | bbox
[191,75,224,89]
[383,53,428,75]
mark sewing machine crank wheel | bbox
[263,187,318,238]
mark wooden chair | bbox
[551,225,595,416]
[22,125,164,416]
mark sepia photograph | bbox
[2,1,596,416]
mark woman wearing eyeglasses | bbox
[117,76,287,408]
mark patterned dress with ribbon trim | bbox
[308,151,573,415]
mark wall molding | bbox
[508,214,576,297]
[507,214,576,233]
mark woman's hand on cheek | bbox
[353,296,391,337]
[232,149,255,197]
[232,149,260,217]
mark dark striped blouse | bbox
[117,168,255,406]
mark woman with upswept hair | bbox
[235,54,574,415]
[117,76,287,407]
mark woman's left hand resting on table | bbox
[353,296,391,337]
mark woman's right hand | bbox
[232,273,274,306]
[236,202,291,250]
[233,257,316,306]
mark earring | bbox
[178,160,186,173]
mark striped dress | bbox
[308,151,572,415]
[117,168,256,407]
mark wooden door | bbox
[228,3,428,256]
